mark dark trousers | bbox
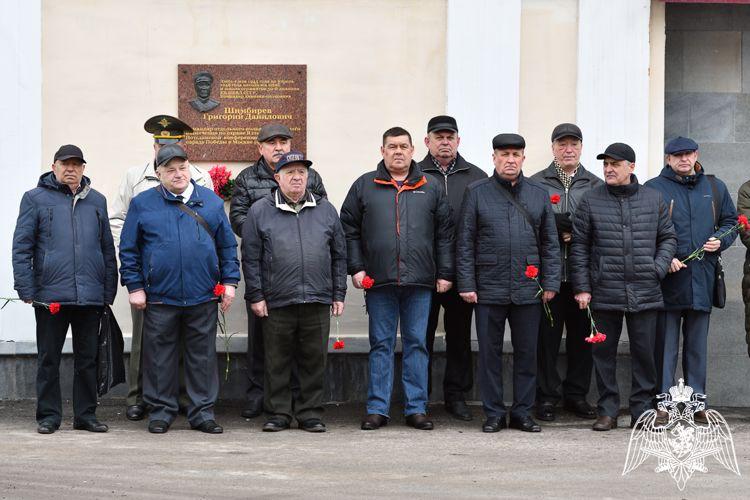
[536,282,592,405]
[262,303,330,423]
[475,303,540,419]
[143,301,218,427]
[591,310,657,419]
[426,289,474,403]
[655,309,711,395]
[35,305,102,427]
[244,300,265,410]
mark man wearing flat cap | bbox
[110,114,213,422]
[737,159,750,360]
[119,144,240,434]
[570,142,676,431]
[242,151,347,433]
[230,123,327,419]
[13,145,117,434]
[530,123,602,423]
[417,115,486,421]
[646,137,736,424]
[189,71,220,113]
[456,133,560,433]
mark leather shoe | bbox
[592,415,617,431]
[37,422,56,434]
[482,416,507,433]
[406,413,434,430]
[262,417,290,432]
[509,416,541,432]
[241,405,263,419]
[535,402,555,422]
[360,414,388,430]
[299,418,327,433]
[694,410,708,424]
[126,404,146,421]
[73,420,109,433]
[654,409,669,426]
[564,399,597,419]
[445,401,473,421]
[148,420,170,434]
[192,420,223,434]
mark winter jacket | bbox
[456,171,561,304]
[13,172,117,306]
[229,157,327,236]
[242,190,347,309]
[119,181,240,306]
[340,160,455,288]
[530,163,603,282]
[570,175,677,312]
[645,164,736,312]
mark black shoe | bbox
[148,420,170,434]
[299,418,327,433]
[654,410,669,427]
[563,399,597,419]
[592,415,617,431]
[535,402,555,422]
[509,416,541,432]
[241,406,263,419]
[360,414,388,430]
[405,413,434,430]
[37,422,56,434]
[262,417,290,432]
[445,401,473,421]
[73,420,109,433]
[126,405,146,421]
[694,410,708,425]
[192,419,223,434]
[482,417,507,433]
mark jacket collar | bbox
[273,188,316,213]
[659,162,705,187]
[255,157,277,180]
[492,170,525,194]
[540,161,596,184]
[419,152,469,175]
[374,160,426,187]
[606,174,639,197]
[38,171,91,196]
[156,179,204,207]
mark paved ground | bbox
[0,400,747,499]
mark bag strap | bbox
[492,180,541,248]
[705,174,720,231]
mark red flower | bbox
[49,302,60,315]
[362,276,375,289]
[524,265,539,279]
[585,331,607,344]
[213,284,226,297]
[333,339,345,350]
[739,214,750,231]
[550,194,561,205]
[208,165,235,201]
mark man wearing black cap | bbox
[645,137,736,424]
[230,123,327,419]
[13,145,118,434]
[417,115,486,421]
[110,114,213,422]
[456,133,560,433]
[530,123,602,423]
[570,143,676,431]
[242,151,347,432]
[119,144,240,434]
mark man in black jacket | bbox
[456,133,560,434]
[418,115,487,421]
[341,127,455,431]
[570,142,676,431]
[229,123,327,419]
[530,123,602,422]
[243,152,346,433]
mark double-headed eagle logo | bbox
[623,378,740,490]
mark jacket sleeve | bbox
[713,178,738,251]
[339,179,366,276]
[329,207,348,302]
[109,171,135,249]
[118,199,144,292]
[570,193,592,294]
[99,203,118,305]
[241,206,265,303]
[12,192,38,301]
[455,187,477,293]
[434,188,455,282]
[309,168,328,199]
[215,208,240,286]
[737,182,750,249]
[654,195,678,279]
[229,171,251,237]
[539,199,561,293]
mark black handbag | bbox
[97,306,126,396]
[706,175,726,309]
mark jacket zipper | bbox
[395,189,401,285]
[296,213,306,301]
[70,195,78,303]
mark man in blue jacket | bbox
[120,144,240,434]
[12,144,118,434]
[644,137,737,424]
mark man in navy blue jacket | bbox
[645,137,736,424]
[120,144,240,434]
[13,144,117,434]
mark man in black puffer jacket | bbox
[570,143,676,431]
[456,133,561,434]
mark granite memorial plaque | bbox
[178,64,306,161]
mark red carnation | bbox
[333,339,345,350]
[213,284,226,297]
[362,276,375,289]
[739,214,749,231]
[524,265,539,279]
[550,194,561,205]
[48,302,60,315]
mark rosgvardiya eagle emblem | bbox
[623,378,740,490]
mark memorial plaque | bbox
[178,64,306,161]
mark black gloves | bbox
[554,212,573,235]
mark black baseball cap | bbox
[596,143,636,163]
[492,133,526,150]
[258,123,293,142]
[427,115,458,134]
[156,144,188,168]
[54,144,86,163]
[551,123,582,142]
[274,151,312,173]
